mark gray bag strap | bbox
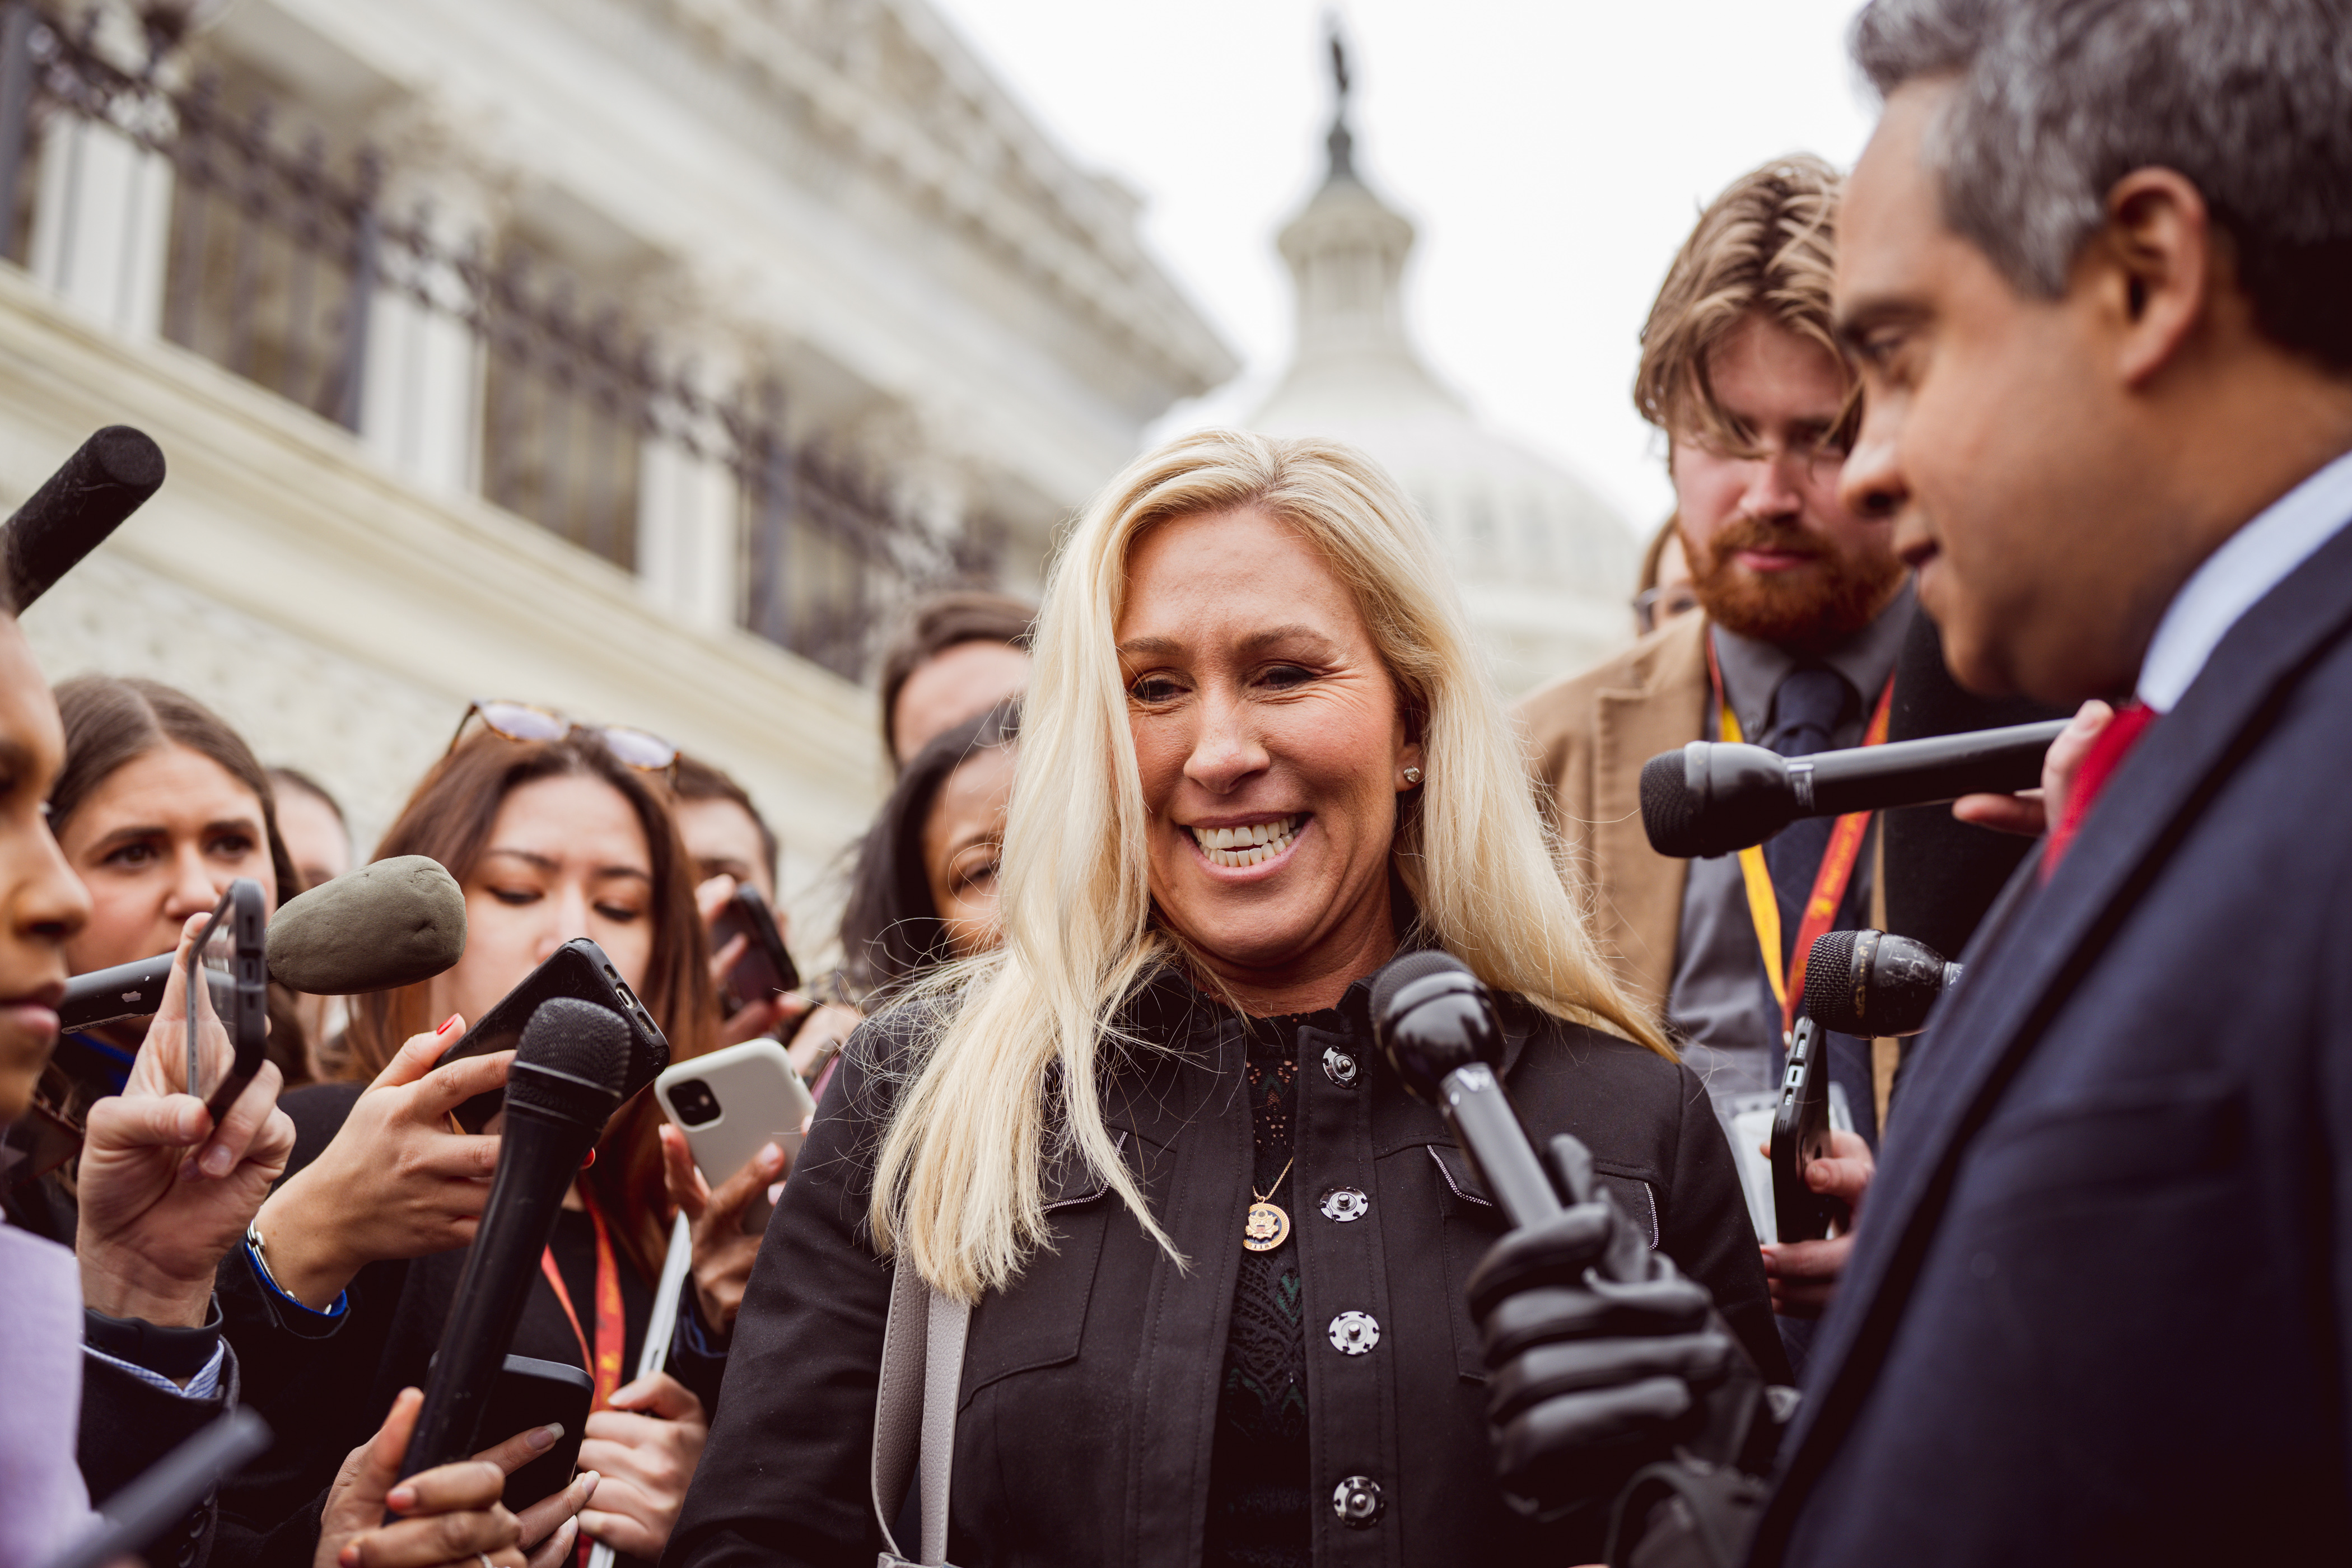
[871,1256,969,1568]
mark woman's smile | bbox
[1185,813,1306,871]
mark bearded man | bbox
[1520,159,1914,1168]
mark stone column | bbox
[28,5,177,339]
[635,278,746,631]
[356,100,504,496]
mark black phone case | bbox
[199,879,269,1122]
[712,883,800,1010]
[473,1354,593,1511]
[436,938,671,1132]
[1771,1015,1840,1243]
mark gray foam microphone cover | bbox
[265,854,467,995]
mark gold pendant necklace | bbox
[1243,1156,1296,1253]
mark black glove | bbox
[1466,1137,1739,1517]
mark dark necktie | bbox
[1761,664,1856,968]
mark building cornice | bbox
[637,0,1236,397]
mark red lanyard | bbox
[540,1187,626,1410]
[1706,634,1896,1038]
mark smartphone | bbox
[476,1354,593,1511]
[655,1039,815,1232]
[189,878,269,1124]
[437,938,671,1133]
[711,883,800,1014]
[1771,1015,1842,1243]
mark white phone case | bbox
[654,1040,816,1225]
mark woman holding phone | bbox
[40,677,306,1110]
[220,716,731,1567]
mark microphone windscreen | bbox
[1803,930,1864,1034]
[507,997,632,1124]
[1639,750,1703,858]
[1369,949,1469,1031]
[4,427,165,610]
[264,855,466,995]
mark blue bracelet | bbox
[244,1229,348,1319]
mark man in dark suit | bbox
[1468,0,2352,1560]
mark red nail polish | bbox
[437,1013,461,1036]
[579,1148,596,1171]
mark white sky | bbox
[925,0,1879,537]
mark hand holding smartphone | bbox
[710,883,801,1016]
[187,878,268,1124]
[1771,1015,1844,1243]
[655,1040,814,1233]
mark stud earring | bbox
[1402,766,1424,787]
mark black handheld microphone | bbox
[1371,951,1565,1226]
[1802,928,1961,1038]
[60,855,467,1029]
[398,996,631,1485]
[3,426,166,610]
[1640,717,2070,858]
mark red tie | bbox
[2042,702,2158,876]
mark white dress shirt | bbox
[2138,447,2352,713]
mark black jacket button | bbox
[1322,1046,1360,1088]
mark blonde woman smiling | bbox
[674,432,1781,1567]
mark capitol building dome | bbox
[1249,63,1638,697]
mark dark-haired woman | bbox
[837,697,1017,1006]
[45,676,308,1106]
[219,717,730,1567]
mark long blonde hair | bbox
[872,431,1669,1301]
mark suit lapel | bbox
[1757,517,2352,1558]
[1592,614,1709,1010]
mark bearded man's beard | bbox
[1687,515,1906,652]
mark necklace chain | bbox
[1252,1156,1295,1206]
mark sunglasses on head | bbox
[447,699,679,776]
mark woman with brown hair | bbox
[217,716,730,1568]
[40,675,308,1110]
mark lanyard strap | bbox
[540,1187,627,1411]
[1707,634,1896,1037]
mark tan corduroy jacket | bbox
[1514,610,1904,1126]
[1511,610,1711,1020]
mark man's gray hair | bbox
[1852,0,2352,370]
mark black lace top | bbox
[1202,1009,1339,1568]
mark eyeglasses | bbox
[1634,584,1702,636]
[447,699,679,776]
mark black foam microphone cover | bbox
[1803,928,1959,1038]
[398,996,631,1483]
[1639,744,1796,859]
[3,426,165,610]
[1371,950,1561,1226]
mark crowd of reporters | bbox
[9,0,2352,1564]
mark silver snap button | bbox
[1319,1186,1369,1222]
[1332,1474,1384,1527]
[1322,1046,1360,1088]
[1328,1310,1380,1355]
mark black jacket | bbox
[1751,507,2352,1563]
[669,967,1781,1568]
